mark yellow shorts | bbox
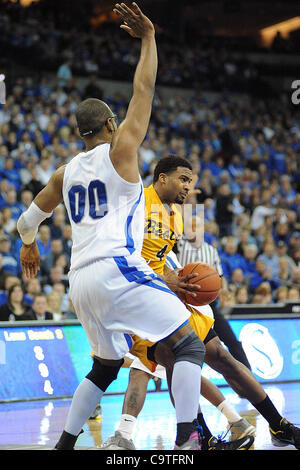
[130,305,215,373]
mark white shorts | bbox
[69,253,190,360]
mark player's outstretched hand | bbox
[164,269,201,299]
[113,2,155,39]
[20,241,40,279]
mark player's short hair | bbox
[153,156,193,183]
[76,98,114,137]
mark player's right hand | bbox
[164,269,201,299]
[113,2,155,39]
[20,241,40,279]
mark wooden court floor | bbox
[0,382,299,451]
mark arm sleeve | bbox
[17,202,52,245]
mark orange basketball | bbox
[178,262,222,306]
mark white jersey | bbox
[63,143,145,270]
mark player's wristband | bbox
[17,202,52,245]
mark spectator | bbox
[37,224,52,259]
[277,257,292,287]
[215,184,234,238]
[2,188,23,220]
[235,286,249,304]
[219,289,236,309]
[24,277,42,305]
[44,265,68,292]
[36,153,53,186]
[288,287,300,301]
[250,189,274,231]
[0,157,21,191]
[0,284,34,321]
[220,236,246,280]
[40,239,64,277]
[276,241,296,274]
[252,294,264,304]
[249,259,280,292]
[31,293,53,320]
[257,241,280,276]
[24,167,44,197]
[57,60,73,87]
[54,254,69,275]
[276,286,289,302]
[50,206,66,239]
[1,207,16,234]
[52,282,69,313]
[61,224,72,258]
[19,189,33,212]
[0,235,19,276]
[255,282,273,304]
[289,232,300,254]
[46,291,63,321]
[0,274,21,306]
[273,223,291,246]
[290,267,300,288]
[241,244,258,278]
[229,268,246,292]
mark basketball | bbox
[178,262,222,306]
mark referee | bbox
[176,216,251,370]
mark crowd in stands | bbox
[0,70,300,319]
[1,1,299,95]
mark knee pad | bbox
[172,331,205,368]
[86,357,124,391]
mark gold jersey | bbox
[142,185,183,275]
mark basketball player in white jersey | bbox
[17,3,206,450]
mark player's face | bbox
[165,167,193,205]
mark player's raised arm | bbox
[16,166,65,278]
[110,3,157,182]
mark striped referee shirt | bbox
[177,238,224,277]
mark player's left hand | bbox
[113,2,155,39]
[20,241,40,278]
[164,268,201,299]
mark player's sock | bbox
[171,361,201,445]
[252,395,283,430]
[197,412,212,449]
[217,399,241,423]
[117,414,137,440]
[64,378,104,437]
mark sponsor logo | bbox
[239,323,283,379]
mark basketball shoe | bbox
[100,431,136,450]
[174,431,201,450]
[206,434,254,450]
[227,418,256,441]
[270,418,300,449]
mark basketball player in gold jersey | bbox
[102,156,254,450]
[102,155,300,451]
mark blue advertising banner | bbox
[202,317,300,385]
[0,317,299,401]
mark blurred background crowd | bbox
[0,0,300,320]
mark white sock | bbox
[171,361,201,423]
[117,414,137,440]
[217,399,241,424]
[64,378,104,436]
